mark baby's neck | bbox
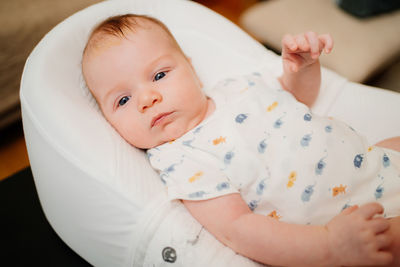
[203,96,216,121]
[169,96,215,146]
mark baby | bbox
[82,14,400,266]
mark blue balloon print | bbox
[193,126,203,134]
[274,118,283,128]
[354,154,364,168]
[383,153,390,168]
[235,114,248,123]
[325,125,332,133]
[182,139,195,148]
[166,164,176,173]
[224,151,234,165]
[223,78,236,86]
[248,200,258,211]
[341,203,352,211]
[258,139,267,153]
[300,134,312,147]
[188,191,206,198]
[248,80,255,86]
[164,159,184,174]
[216,182,230,191]
[375,184,384,199]
[315,158,326,175]
[256,179,267,195]
[301,185,315,202]
[304,113,312,121]
[160,173,167,184]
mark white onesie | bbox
[147,72,400,225]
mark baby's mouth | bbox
[151,112,174,128]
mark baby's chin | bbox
[129,137,173,150]
[146,133,184,149]
[128,123,190,149]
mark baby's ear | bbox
[186,55,195,69]
[186,56,203,88]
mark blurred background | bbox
[1,0,399,181]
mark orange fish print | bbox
[188,171,203,183]
[332,184,347,197]
[268,210,281,220]
[267,101,278,112]
[286,171,297,188]
[240,87,249,93]
[368,146,373,152]
[213,136,226,145]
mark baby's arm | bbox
[183,194,393,266]
[278,32,333,108]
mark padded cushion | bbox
[240,0,400,82]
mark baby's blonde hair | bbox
[83,14,182,58]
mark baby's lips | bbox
[151,111,173,127]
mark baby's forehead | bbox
[84,20,175,59]
[87,34,122,55]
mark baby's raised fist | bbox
[281,32,333,73]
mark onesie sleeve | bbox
[259,68,284,91]
[147,145,239,201]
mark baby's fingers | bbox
[357,202,384,219]
[305,31,320,59]
[369,217,391,234]
[341,204,359,215]
[294,34,309,52]
[375,232,394,250]
[318,34,333,54]
[370,250,394,266]
[282,34,298,52]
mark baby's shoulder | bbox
[147,142,187,170]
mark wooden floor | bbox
[0,0,254,181]
[0,121,30,180]
[196,0,257,25]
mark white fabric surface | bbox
[20,0,400,266]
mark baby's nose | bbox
[138,90,162,112]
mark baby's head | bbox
[82,14,214,149]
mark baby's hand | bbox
[281,31,333,73]
[326,203,393,266]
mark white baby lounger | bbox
[20,0,400,266]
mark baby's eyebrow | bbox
[102,86,122,108]
[147,54,173,71]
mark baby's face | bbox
[83,23,214,149]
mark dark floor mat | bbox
[0,167,91,266]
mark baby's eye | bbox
[154,71,166,81]
[118,96,131,107]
